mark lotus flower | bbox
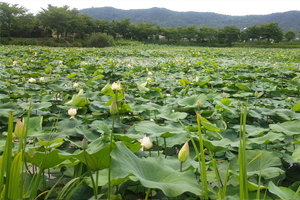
[148,71,153,76]
[73,82,79,88]
[111,80,121,90]
[139,136,153,151]
[28,77,36,83]
[147,77,151,82]
[39,77,45,82]
[68,108,77,119]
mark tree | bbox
[197,26,218,43]
[115,18,132,39]
[0,2,27,39]
[38,5,76,40]
[260,22,283,43]
[132,22,155,41]
[93,19,110,33]
[218,26,240,45]
[242,25,261,41]
[182,25,198,42]
[161,27,177,41]
[285,30,296,41]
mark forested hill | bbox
[79,7,300,33]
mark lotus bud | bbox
[110,99,118,115]
[83,83,86,88]
[7,82,10,86]
[39,77,45,82]
[148,71,153,76]
[223,92,226,98]
[197,113,202,121]
[68,108,77,120]
[111,80,122,90]
[178,141,189,162]
[22,77,26,82]
[286,97,292,102]
[197,99,201,108]
[147,77,151,82]
[254,91,258,97]
[28,77,36,83]
[59,60,63,64]
[14,119,25,138]
[81,137,88,150]
[13,61,17,65]
[139,136,153,151]
[237,99,241,106]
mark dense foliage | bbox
[1,2,299,47]
[1,44,300,199]
[80,7,300,33]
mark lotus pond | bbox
[1,44,300,199]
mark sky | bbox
[5,0,300,16]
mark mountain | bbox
[79,7,300,33]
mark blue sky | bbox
[6,0,300,16]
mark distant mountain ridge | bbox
[79,7,300,33]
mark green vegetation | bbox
[1,44,300,199]
[1,2,300,48]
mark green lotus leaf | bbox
[19,102,52,110]
[292,102,300,112]
[135,121,184,137]
[65,94,89,107]
[268,181,300,200]
[177,94,206,108]
[202,137,232,152]
[157,111,187,122]
[73,143,114,170]
[230,150,284,179]
[101,83,114,96]
[269,120,300,135]
[247,132,285,145]
[292,147,300,162]
[232,124,268,136]
[25,149,65,169]
[111,143,202,197]
[235,83,251,91]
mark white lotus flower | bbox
[148,71,153,76]
[111,80,121,90]
[59,60,63,64]
[73,82,79,88]
[139,136,153,151]
[147,77,151,82]
[13,61,18,65]
[39,77,45,82]
[28,77,36,83]
[68,108,77,119]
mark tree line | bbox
[1,2,299,45]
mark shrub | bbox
[88,33,114,47]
